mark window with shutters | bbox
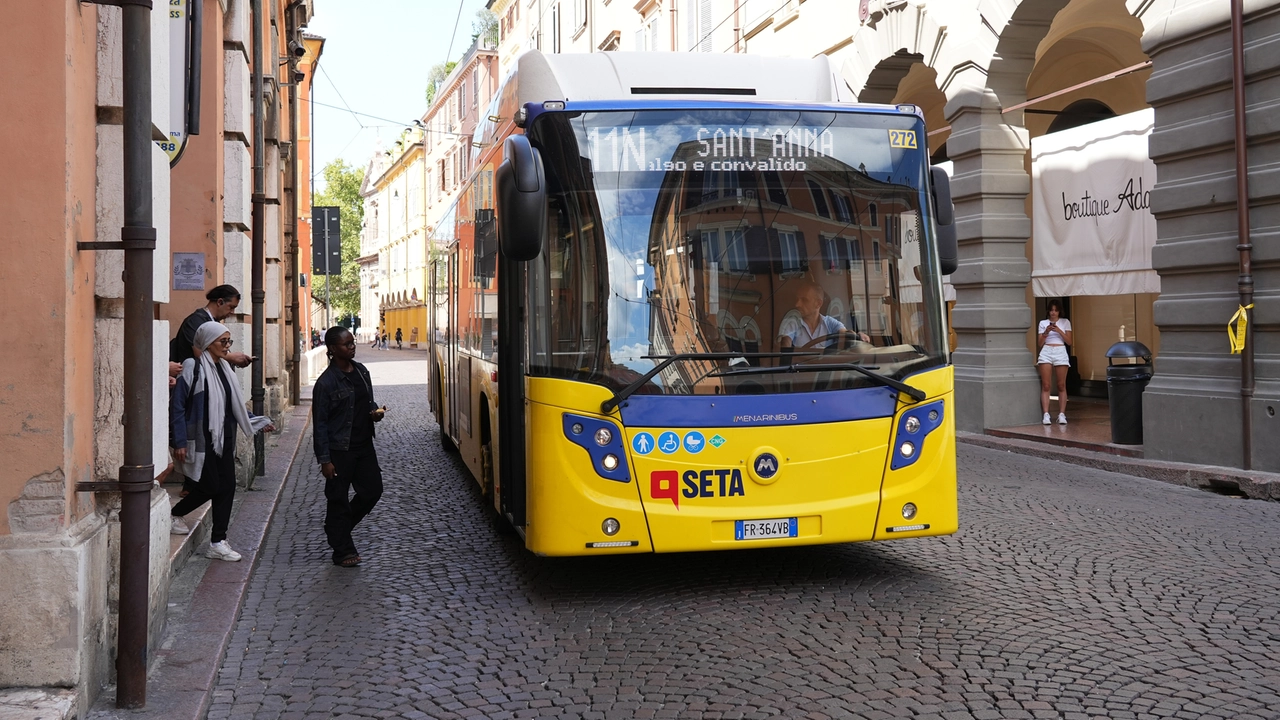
[472,68,480,108]
[868,202,878,227]
[807,180,829,218]
[822,235,840,273]
[778,230,802,273]
[702,169,719,203]
[724,228,747,273]
[763,170,789,206]
[573,0,587,31]
[686,0,712,51]
[830,191,853,223]
[845,237,863,273]
[699,226,748,274]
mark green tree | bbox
[425,60,457,106]
[312,159,364,322]
[473,8,498,48]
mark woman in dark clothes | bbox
[312,326,386,567]
[170,321,275,561]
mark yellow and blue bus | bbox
[428,51,959,556]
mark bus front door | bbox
[447,247,460,447]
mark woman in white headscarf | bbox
[169,321,275,561]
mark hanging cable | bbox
[299,96,472,138]
[319,65,364,128]
[444,0,467,66]
[700,0,789,53]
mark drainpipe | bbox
[117,0,155,708]
[251,0,266,477]
[1231,0,1254,470]
[287,4,301,405]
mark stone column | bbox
[1141,0,1280,471]
[944,87,1041,432]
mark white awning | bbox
[1031,109,1160,297]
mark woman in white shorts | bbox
[1036,299,1074,425]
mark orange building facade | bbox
[0,0,319,711]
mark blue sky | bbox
[306,0,490,190]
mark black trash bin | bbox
[1105,341,1153,445]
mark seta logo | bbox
[650,469,746,509]
[732,413,799,423]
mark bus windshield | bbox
[525,108,948,396]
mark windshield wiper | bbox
[707,362,927,403]
[600,352,819,414]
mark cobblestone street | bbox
[209,352,1280,720]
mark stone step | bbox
[0,689,76,720]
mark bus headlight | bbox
[602,518,620,536]
[891,400,945,471]
[571,422,584,435]
[602,453,619,471]
[902,502,918,520]
[595,427,613,446]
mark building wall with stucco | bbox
[0,0,317,711]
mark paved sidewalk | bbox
[959,431,1280,501]
[86,403,311,720]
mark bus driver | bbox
[777,281,871,351]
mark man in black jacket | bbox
[312,326,386,567]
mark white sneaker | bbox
[1042,412,1051,425]
[1058,413,1068,425]
[170,516,190,535]
[207,540,242,562]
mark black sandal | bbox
[335,554,361,567]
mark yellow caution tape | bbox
[1228,304,1253,354]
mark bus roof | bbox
[511,50,858,106]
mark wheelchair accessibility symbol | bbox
[657,431,681,454]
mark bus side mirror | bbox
[930,165,954,226]
[497,134,546,261]
[930,166,958,275]
[937,222,958,275]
